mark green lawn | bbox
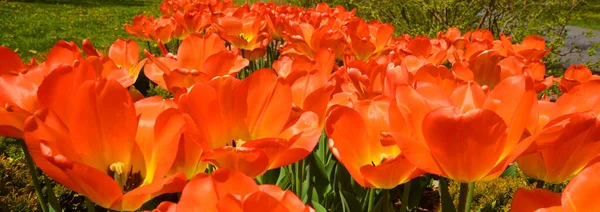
[569,1,600,31]
[0,0,162,60]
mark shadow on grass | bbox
[8,0,159,7]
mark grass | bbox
[0,0,162,60]
[569,1,600,31]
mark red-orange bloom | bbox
[148,168,314,212]
[144,32,248,93]
[212,6,270,60]
[326,97,424,188]
[273,48,336,126]
[511,159,600,212]
[83,39,147,87]
[557,64,600,92]
[23,78,187,211]
[390,75,538,182]
[173,8,213,34]
[280,18,347,59]
[0,47,43,138]
[177,69,321,177]
[345,18,394,61]
[517,80,600,183]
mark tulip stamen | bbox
[109,162,126,191]
[379,153,388,165]
[235,139,246,147]
[108,162,142,193]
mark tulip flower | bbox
[280,19,347,59]
[326,97,424,188]
[212,7,271,60]
[0,47,43,138]
[517,80,600,183]
[273,48,336,126]
[511,158,600,212]
[23,78,187,211]
[83,39,147,87]
[556,64,600,92]
[144,32,248,93]
[390,74,538,182]
[148,168,314,212]
[345,18,394,61]
[177,69,321,177]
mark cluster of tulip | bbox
[1,0,600,211]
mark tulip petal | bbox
[69,79,138,173]
[422,107,507,182]
[113,172,187,211]
[359,155,424,189]
[562,160,600,212]
[511,188,561,212]
[235,69,292,139]
[202,147,270,177]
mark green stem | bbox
[367,188,376,212]
[382,189,391,212]
[19,140,49,212]
[399,181,412,212]
[146,41,153,55]
[465,182,475,212]
[294,162,301,196]
[457,182,475,212]
[45,175,62,212]
[85,198,96,212]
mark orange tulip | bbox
[326,97,424,188]
[345,18,394,61]
[83,39,147,87]
[212,6,271,60]
[23,78,187,211]
[280,19,347,59]
[173,8,212,34]
[148,168,314,212]
[133,96,208,180]
[328,59,389,107]
[511,159,600,212]
[125,15,154,40]
[177,69,321,177]
[273,48,336,126]
[144,32,248,93]
[517,80,600,183]
[0,47,43,138]
[556,64,600,92]
[390,74,538,182]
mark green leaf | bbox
[439,178,457,212]
[311,200,328,212]
[301,166,312,204]
[501,164,518,177]
[339,190,363,212]
[408,175,433,209]
[276,168,291,190]
[260,168,280,185]
[309,151,331,195]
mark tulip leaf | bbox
[312,200,328,212]
[438,178,457,212]
[372,189,391,212]
[276,168,291,190]
[500,164,518,177]
[302,166,312,204]
[408,175,433,209]
[309,152,331,195]
[339,190,363,212]
[260,167,280,185]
